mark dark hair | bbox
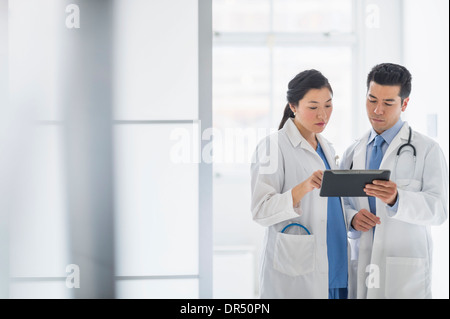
[366,63,412,101]
[278,69,333,130]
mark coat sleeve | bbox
[387,143,449,226]
[250,135,302,227]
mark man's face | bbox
[366,81,409,134]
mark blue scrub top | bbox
[316,142,348,289]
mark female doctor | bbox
[251,70,349,299]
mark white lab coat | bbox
[340,122,448,299]
[250,118,349,298]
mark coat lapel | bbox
[380,122,410,168]
[316,134,336,168]
[352,132,370,170]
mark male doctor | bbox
[340,63,448,299]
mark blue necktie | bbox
[368,135,384,215]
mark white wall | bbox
[354,0,404,137]
[403,0,449,299]
[113,0,210,298]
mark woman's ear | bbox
[289,103,297,115]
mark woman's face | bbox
[290,87,333,135]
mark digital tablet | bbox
[319,169,391,197]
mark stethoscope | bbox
[393,127,417,180]
[396,127,416,158]
[281,223,311,235]
[349,127,417,178]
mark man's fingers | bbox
[360,209,381,224]
[372,179,389,186]
[356,222,371,232]
[352,209,381,231]
[365,180,397,204]
[353,216,374,232]
[365,185,392,197]
[360,216,378,228]
[372,179,396,188]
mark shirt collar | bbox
[367,118,404,145]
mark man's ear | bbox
[401,97,410,112]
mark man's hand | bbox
[364,179,398,206]
[351,209,381,232]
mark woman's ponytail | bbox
[278,103,295,130]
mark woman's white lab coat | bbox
[250,118,349,298]
[340,122,448,299]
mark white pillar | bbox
[60,0,116,298]
[198,0,213,299]
[0,0,9,299]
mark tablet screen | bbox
[319,169,391,197]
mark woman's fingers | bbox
[311,170,323,188]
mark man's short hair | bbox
[367,63,412,100]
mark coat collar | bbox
[283,118,336,168]
[383,121,411,161]
[284,118,303,148]
[284,118,333,151]
[352,121,411,169]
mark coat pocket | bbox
[273,232,315,276]
[396,179,422,192]
[385,257,427,299]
